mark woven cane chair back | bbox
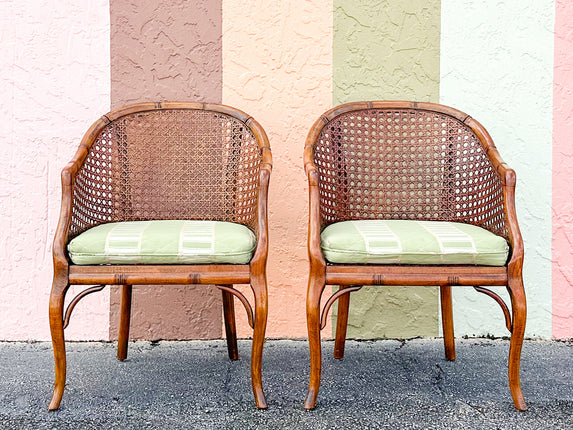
[69,108,261,240]
[312,107,509,240]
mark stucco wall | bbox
[1,1,571,341]
[0,0,111,340]
[333,0,442,338]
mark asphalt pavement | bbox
[0,338,571,429]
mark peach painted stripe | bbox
[552,0,573,339]
[223,0,333,338]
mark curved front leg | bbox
[48,278,69,410]
[507,276,527,410]
[304,273,325,410]
[250,274,268,409]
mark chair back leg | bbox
[440,285,456,361]
[333,287,351,359]
[117,284,132,361]
[221,287,239,361]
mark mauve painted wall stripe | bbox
[109,0,223,340]
[552,0,573,339]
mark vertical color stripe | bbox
[552,0,573,339]
[333,0,442,339]
[223,0,333,338]
[440,0,554,337]
[109,0,223,340]
[0,0,111,340]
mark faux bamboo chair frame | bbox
[49,102,272,410]
[303,101,526,410]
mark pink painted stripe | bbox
[552,0,573,339]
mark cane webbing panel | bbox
[69,109,261,240]
[313,108,509,240]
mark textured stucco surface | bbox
[552,0,573,339]
[440,0,554,337]
[333,0,441,339]
[223,0,333,338]
[109,0,223,340]
[0,1,111,340]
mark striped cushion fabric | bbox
[68,220,256,265]
[321,220,509,266]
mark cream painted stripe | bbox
[440,0,554,337]
[223,0,333,338]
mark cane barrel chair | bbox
[303,101,526,410]
[49,102,272,409]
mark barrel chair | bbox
[303,101,526,410]
[49,102,272,410]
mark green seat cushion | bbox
[68,220,256,265]
[321,220,509,266]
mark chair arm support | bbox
[250,166,271,269]
[503,175,524,269]
[307,169,326,267]
[52,167,73,272]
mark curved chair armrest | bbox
[53,115,112,269]
[304,125,329,268]
[465,117,523,264]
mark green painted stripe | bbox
[333,0,442,339]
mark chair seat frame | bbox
[49,102,272,410]
[303,101,526,411]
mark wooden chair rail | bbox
[325,266,508,287]
[68,265,251,285]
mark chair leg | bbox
[250,275,268,409]
[507,276,528,410]
[304,274,325,410]
[117,284,132,361]
[48,278,68,411]
[333,287,351,359]
[440,285,456,361]
[222,287,239,361]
